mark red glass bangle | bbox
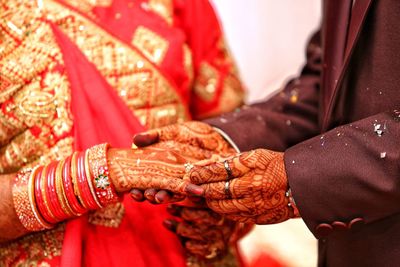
[40,164,59,223]
[77,152,100,210]
[46,161,67,221]
[28,167,54,230]
[63,155,86,214]
[55,159,77,218]
[34,166,57,224]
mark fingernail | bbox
[186,184,204,196]
[155,191,170,203]
[145,193,155,201]
[130,189,144,201]
[133,132,158,147]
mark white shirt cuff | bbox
[213,127,241,153]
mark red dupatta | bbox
[51,15,187,267]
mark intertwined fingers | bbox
[188,155,250,184]
[130,175,203,195]
[200,178,248,200]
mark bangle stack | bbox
[12,143,119,231]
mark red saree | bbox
[53,22,187,267]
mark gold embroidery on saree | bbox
[62,0,113,18]
[218,74,244,113]
[88,202,125,228]
[0,224,65,267]
[132,26,169,65]
[0,4,74,263]
[194,62,219,102]
[183,44,194,86]
[148,0,173,25]
[45,0,187,129]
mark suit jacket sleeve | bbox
[204,31,322,152]
[285,110,400,238]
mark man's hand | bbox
[187,149,295,224]
[131,121,235,203]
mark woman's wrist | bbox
[12,143,120,232]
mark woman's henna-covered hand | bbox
[107,147,203,196]
[188,149,296,224]
[131,121,235,202]
[164,204,237,260]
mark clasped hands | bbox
[107,121,296,259]
[112,121,296,224]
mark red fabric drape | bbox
[52,23,186,267]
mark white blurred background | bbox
[211,1,321,266]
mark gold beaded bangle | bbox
[40,164,58,223]
[13,168,52,231]
[87,143,119,206]
[55,159,79,217]
[83,152,103,209]
[70,152,89,210]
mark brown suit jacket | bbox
[206,0,400,266]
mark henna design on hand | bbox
[130,121,235,203]
[107,147,203,195]
[133,121,235,157]
[188,149,294,225]
[165,204,237,260]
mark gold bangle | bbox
[84,151,103,209]
[40,164,58,223]
[87,143,119,206]
[55,159,79,217]
[70,152,89,210]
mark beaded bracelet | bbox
[13,168,53,231]
[87,143,119,206]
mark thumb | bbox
[133,130,159,147]
[185,183,205,196]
